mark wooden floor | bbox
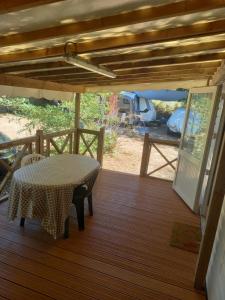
[0,170,205,300]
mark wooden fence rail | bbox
[140,133,180,181]
[0,127,105,199]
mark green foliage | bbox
[152,100,185,119]
[80,93,109,128]
[0,94,118,153]
[0,96,73,132]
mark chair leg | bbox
[74,200,85,230]
[88,194,93,216]
[64,216,70,239]
[20,217,25,227]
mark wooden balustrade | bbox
[140,133,180,181]
[74,127,105,164]
[42,129,74,157]
[0,127,105,200]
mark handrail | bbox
[140,133,180,181]
[147,137,180,146]
[0,135,37,150]
[43,129,74,139]
[77,128,99,135]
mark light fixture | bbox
[63,42,116,79]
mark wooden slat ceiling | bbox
[1,0,225,91]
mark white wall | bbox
[207,196,225,300]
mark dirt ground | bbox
[103,133,178,180]
[0,113,35,139]
[1,114,178,180]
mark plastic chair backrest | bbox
[84,169,99,195]
[21,154,45,167]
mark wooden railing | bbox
[0,127,104,199]
[140,133,180,181]
[74,128,105,163]
[40,129,74,156]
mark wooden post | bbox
[74,92,81,129]
[194,131,225,290]
[140,133,151,177]
[73,93,81,154]
[97,127,105,166]
[69,133,73,154]
[206,76,211,86]
[36,129,44,155]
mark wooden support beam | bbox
[57,75,209,86]
[1,56,221,83]
[0,61,72,74]
[74,93,81,129]
[195,131,225,290]
[1,0,225,48]
[0,0,63,14]
[93,40,225,65]
[64,20,225,54]
[0,47,65,64]
[212,60,225,84]
[4,61,220,78]
[25,66,217,80]
[2,61,220,76]
[115,63,220,74]
[0,74,85,92]
[31,68,216,81]
[0,37,224,68]
[108,53,224,71]
[1,23,225,65]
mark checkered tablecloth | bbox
[8,154,100,238]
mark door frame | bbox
[194,84,225,289]
[195,130,225,289]
[173,85,222,213]
[200,97,225,220]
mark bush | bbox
[0,94,118,154]
[152,100,185,120]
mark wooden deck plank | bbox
[0,276,52,300]
[0,170,205,300]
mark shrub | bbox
[0,94,118,154]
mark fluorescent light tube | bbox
[64,55,116,79]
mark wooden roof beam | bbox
[0,20,225,64]
[94,40,225,65]
[26,67,217,79]
[33,68,216,81]
[1,0,225,48]
[74,20,225,54]
[86,80,208,92]
[0,61,73,74]
[109,53,225,70]
[0,74,85,93]
[53,73,210,83]
[16,62,223,77]
[0,0,64,14]
[212,60,225,84]
[57,75,210,86]
[0,56,221,77]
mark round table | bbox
[8,154,100,238]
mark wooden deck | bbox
[0,170,205,300]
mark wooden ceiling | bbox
[1,0,225,92]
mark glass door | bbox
[173,86,221,213]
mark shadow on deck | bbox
[0,169,205,300]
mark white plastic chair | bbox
[21,153,45,167]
